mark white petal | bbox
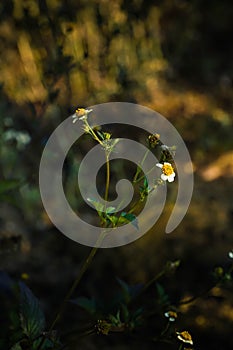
[161,174,168,181]
[167,176,175,182]
[156,163,163,168]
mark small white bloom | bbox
[176,331,193,346]
[164,311,177,322]
[72,108,93,123]
[156,162,175,182]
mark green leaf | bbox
[143,176,148,188]
[87,198,104,214]
[105,206,116,214]
[19,282,45,339]
[116,278,130,296]
[116,278,142,303]
[109,310,122,326]
[120,212,139,230]
[32,336,58,350]
[106,214,118,226]
[71,297,96,315]
[120,303,129,322]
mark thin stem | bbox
[135,164,157,184]
[104,153,110,203]
[62,326,95,339]
[133,149,149,182]
[129,270,165,307]
[37,230,108,350]
[49,247,98,331]
[36,247,98,350]
[84,120,103,145]
[160,321,170,337]
[143,271,165,293]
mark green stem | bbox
[141,270,165,294]
[160,321,170,337]
[129,270,165,307]
[133,149,149,182]
[49,247,98,331]
[104,153,110,203]
[36,247,98,350]
[135,164,157,184]
[83,119,103,145]
[62,326,95,339]
[37,230,108,350]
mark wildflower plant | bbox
[3,105,232,350]
[71,108,176,230]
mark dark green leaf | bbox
[71,297,96,315]
[120,303,129,322]
[19,282,45,339]
[116,278,130,295]
[116,278,143,302]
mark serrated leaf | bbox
[19,282,45,339]
[71,297,96,315]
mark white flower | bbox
[72,108,93,123]
[164,310,177,322]
[176,331,193,346]
[156,162,175,182]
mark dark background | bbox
[0,0,233,349]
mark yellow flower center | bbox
[181,331,192,341]
[177,331,193,344]
[168,311,177,318]
[75,108,86,116]
[162,164,174,176]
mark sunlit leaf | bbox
[105,206,116,214]
[120,212,139,230]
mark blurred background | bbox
[0,0,233,349]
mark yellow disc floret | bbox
[162,163,174,176]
